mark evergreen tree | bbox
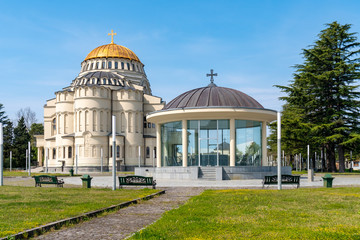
[29,123,44,164]
[276,22,360,172]
[13,117,30,168]
[0,103,9,124]
[3,121,14,168]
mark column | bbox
[156,124,161,168]
[230,118,235,167]
[182,120,188,167]
[37,147,43,166]
[261,121,267,166]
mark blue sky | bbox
[1,0,360,122]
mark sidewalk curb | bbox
[2,190,166,240]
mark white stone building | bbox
[36,35,164,172]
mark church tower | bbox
[37,31,164,172]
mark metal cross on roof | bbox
[108,30,117,44]
[206,69,218,84]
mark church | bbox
[36,30,290,179]
[35,30,164,172]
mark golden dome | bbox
[84,43,141,62]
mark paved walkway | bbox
[35,187,203,240]
[61,174,360,188]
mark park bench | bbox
[262,175,300,188]
[33,175,64,187]
[118,175,156,189]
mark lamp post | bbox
[0,123,3,186]
[10,151,12,172]
[101,148,103,173]
[45,148,48,173]
[112,115,116,191]
[28,141,31,176]
[277,112,282,190]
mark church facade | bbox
[35,32,164,172]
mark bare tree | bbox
[16,107,37,130]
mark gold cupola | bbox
[84,44,141,62]
[84,30,141,62]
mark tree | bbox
[16,107,37,130]
[0,103,9,124]
[29,123,44,164]
[12,117,31,168]
[3,121,14,168]
[275,22,360,172]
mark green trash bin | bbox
[81,174,93,188]
[322,174,334,188]
[69,168,74,176]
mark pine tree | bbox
[276,22,360,172]
[13,117,30,168]
[3,121,14,168]
[0,103,9,124]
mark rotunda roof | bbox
[84,43,141,62]
[163,85,263,110]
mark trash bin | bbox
[322,174,334,188]
[81,174,93,188]
[69,168,74,176]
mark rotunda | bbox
[142,70,290,179]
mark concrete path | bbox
[61,174,360,188]
[34,187,203,240]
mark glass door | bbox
[199,120,218,166]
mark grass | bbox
[292,170,360,176]
[131,187,360,239]
[3,171,72,177]
[0,186,158,238]
[3,170,135,177]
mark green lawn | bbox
[3,171,72,177]
[0,186,158,238]
[131,188,360,239]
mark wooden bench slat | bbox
[263,175,300,188]
[118,176,156,189]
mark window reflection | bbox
[235,120,262,166]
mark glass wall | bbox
[161,121,182,166]
[235,120,262,166]
[187,120,230,166]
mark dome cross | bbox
[108,30,117,44]
[206,69,218,84]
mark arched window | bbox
[117,145,120,158]
[121,62,124,69]
[128,112,132,133]
[127,63,130,70]
[115,62,118,69]
[135,112,139,133]
[85,111,89,131]
[79,111,83,132]
[108,61,112,69]
[96,62,99,69]
[90,63,93,70]
[93,110,97,131]
[132,64,135,71]
[102,62,106,69]
[102,78,106,84]
[121,112,125,132]
[52,118,56,135]
[64,114,68,134]
[146,147,150,158]
[100,111,104,132]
